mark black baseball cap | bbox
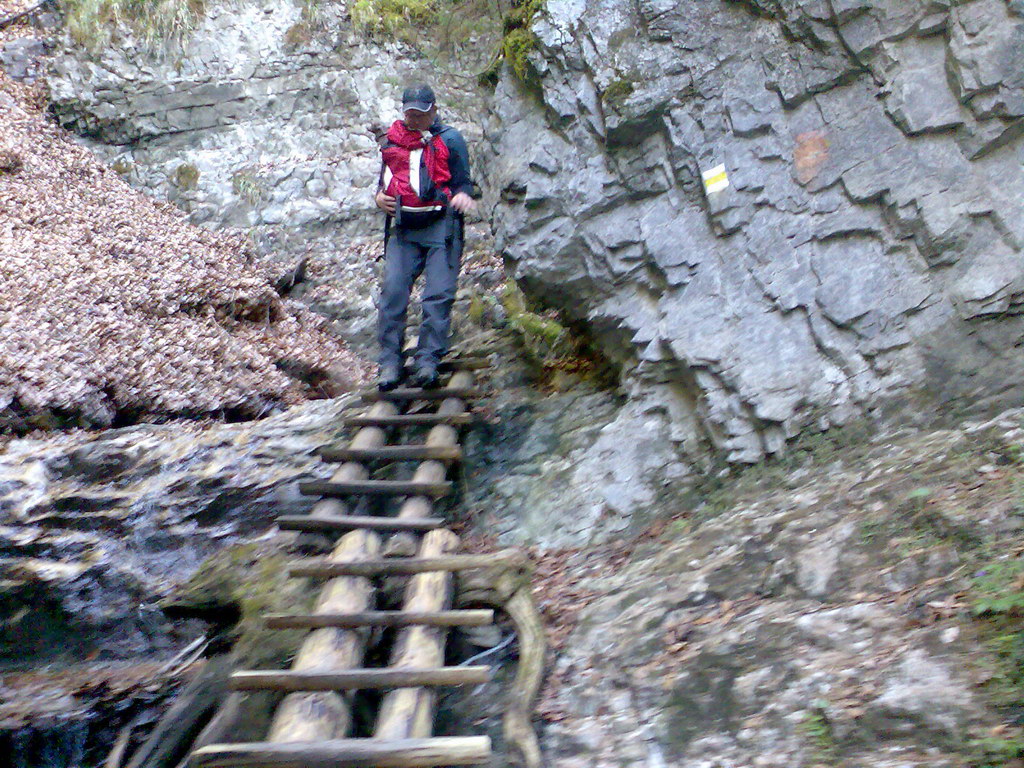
[402,84,436,113]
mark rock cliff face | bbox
[15,3,1024,766]
[486,0,1024,467]
[48,0,484,237]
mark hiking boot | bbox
[377,363,404,392]
[411,365,440,390]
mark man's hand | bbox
[375,190,396,214]
[451,191,477,214]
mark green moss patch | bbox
[491,279,614,388]
[173,162,200,191]
[602,77,635,107]
[967,552,1024,765]
[162,542,317,668]
[350,0,436,38]
[477,0,542,85]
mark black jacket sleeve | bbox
[439,126,474,197]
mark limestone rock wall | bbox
[48,0,483,235]
[46,0,487,346]
[486,0,1024,465]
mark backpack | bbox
[380,119,453,229]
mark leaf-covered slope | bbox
[0,71,370,429]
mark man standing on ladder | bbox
[374,84,477,392]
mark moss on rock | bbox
[173,162,200,190]
[602,77,635,108]
[162,541,316,668]
[350,0,436,40]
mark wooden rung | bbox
[229,666,490,692]
[403,357,489,372]
[190,736,492,767]
[276,515,444,534]
[344,413,473,427]
[264,609,494,630]
[289,550,528,579]
[441,356,490,370]
[299,480,451,499]
[319,445,463,463]
[364,387,482,403]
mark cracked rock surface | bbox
[486,0,1024,473]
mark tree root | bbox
[457,562,546,768]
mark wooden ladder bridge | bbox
[188,356,541,768]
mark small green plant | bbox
[467,292,488,325]
[1013,475,1024,517]
[903,485,934,506]
[1008,442,1024,466]
[173,162,200,190]
[602,77,635,107]
[968,733,1024,767]
[859,517,887,546]
[110,157,133,176]
[231,169,265,205]
[665,518,690,538]
[798,706,838,763]
[967,556,1024,715]
[972,560,1024,617]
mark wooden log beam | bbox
[264,610,494,630]
[319,445,463,463]
[305,401,395,521]
[230,667,491,692]
[190,737,491,768]
[276,515,445,534]
[289,550,527,579]
[298,480,452,499]
[266,530,379,741]
[264,401,397,743]
[373,529,460,740]
[371,371,478,741]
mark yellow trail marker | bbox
[702,163,729,194]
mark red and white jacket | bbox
[380,120,452,227]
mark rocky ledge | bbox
[534,408,1024,767]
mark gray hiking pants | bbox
[377,216,463,371]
